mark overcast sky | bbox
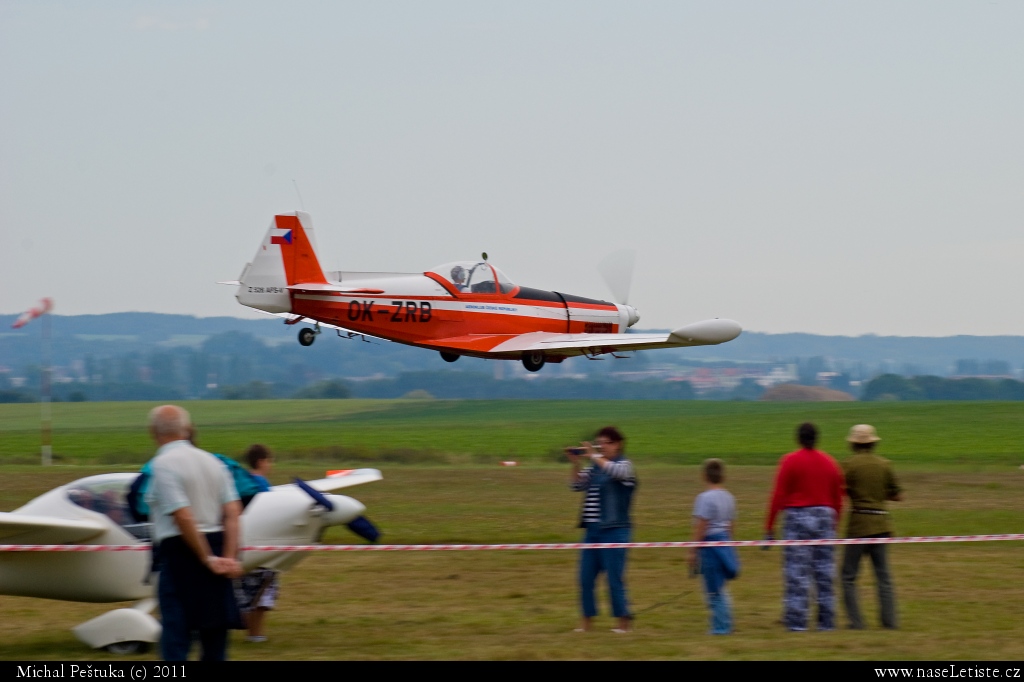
[2,2,1022,336]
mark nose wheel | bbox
[440,351,460,363]
[521,351,545,372]
[298,327,318,346]
[105,641,150,655]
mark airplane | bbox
[0,468,381,654]
[227,212,742,372]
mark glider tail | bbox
[235,211,328,314]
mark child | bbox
[688,458,739,635]
[235,444,280,643]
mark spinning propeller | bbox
[597,249,636,305]
[597,249,640,328]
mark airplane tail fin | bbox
[236,211,327,314]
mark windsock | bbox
[11,298,53,329]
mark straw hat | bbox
[847,424,880,444]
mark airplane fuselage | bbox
[242,271,637,359]
[231,212,739,371]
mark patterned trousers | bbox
[782,506,836,631]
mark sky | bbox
[1,1,1022,336]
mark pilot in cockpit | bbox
[451,265,469,292]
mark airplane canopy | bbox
[65,473,150,540]
[428,261,515,295]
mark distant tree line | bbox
[862,374,1024,401]
[6,324,1024,403]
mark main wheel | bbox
[440,351,460,363]
[298,328,317,346]
[522,351,545,372]
[105,641,150,655]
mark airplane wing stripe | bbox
[418,335,519,353]
[298,469,383,493]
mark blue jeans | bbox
[700,532,738,634]
[578,524,632,619]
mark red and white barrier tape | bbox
[0,534,1023,553]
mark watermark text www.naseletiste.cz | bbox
[876,667,1020,679]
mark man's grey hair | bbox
[148,405,191,439]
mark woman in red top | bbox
[765,422,844,631]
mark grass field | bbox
[2,399,1024,466]
[1,400,1023,660]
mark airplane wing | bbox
[291,469,383,494]
[421,319,742,358]
[0,512,109,544]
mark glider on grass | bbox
[0,469,381,653]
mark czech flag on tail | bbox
[270,230,293,246]
[12,298,53,329]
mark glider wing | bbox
[0,512,109,544]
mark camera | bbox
[567,447,587,456]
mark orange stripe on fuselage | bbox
[276,215,327,285]
[289,294,619,349]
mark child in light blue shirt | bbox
[689,458,739,634]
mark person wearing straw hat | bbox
[841,424,902,629]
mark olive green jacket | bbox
[843,452,901,537]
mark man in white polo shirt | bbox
[145,405,243,661]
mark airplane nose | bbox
[319,495,366,526]
[626,305,640,327]
[616,304,640,329]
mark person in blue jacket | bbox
[567,426,637,633]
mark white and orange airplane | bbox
[228,212,741,371]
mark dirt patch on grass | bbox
[760,384,855,401]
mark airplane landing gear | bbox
[72,605,161,653]
[298,328,317,347]
[105,641,150,655]
[522,351,545,372]
[440,351,460,363]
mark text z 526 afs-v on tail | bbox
[226,212,742,372]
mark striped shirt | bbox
[571,458,636,524]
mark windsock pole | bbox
[40,311,52,466]
[12,298,54,465]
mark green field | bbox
[2,399,1024,466]
[1,400,1023,660]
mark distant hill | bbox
[761,384,855,402]
[4,313,1024,377]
